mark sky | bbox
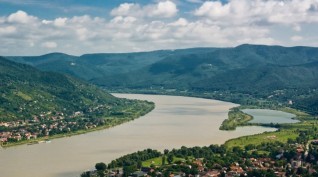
[0,0,318,56]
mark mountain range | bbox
[7,44,318,115]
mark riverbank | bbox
[218,105,307,131]
[1,118,130,148]
[219,107,253,130]
[224,108,315,149]
[1,102,155,148]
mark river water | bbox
[0,94,276,177]
[242,109,298,124]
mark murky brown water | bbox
[0,94,276,177]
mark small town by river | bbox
[0,94,276,177]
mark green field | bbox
[224,129,299,148]
[142,156,190,167]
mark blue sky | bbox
[0,0,201,18]
[0,0,318,55]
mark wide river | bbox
[0,94,276,177]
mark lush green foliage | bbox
[95,162,107,171]
[9,45,318,115]
[219,107,253,130]
[107,149,162,169]
[0,56,152,122]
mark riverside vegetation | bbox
[82,108,318,177]
[0,57,154,147]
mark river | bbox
[0,94,276,177]
[242,109,298,124]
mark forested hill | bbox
[8,48,218,80]
[0,56,134,122]
[7,44,318,115]
[95,44,318,89]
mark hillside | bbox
[93,45,318,114]
[8,44,318,115]
[8,48,218,81]
[0,56,152,122]
[93,44,318,88]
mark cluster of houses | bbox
[0,111,103,145]
[87,154,315,177]
[130,156,314,177]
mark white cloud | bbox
[110,3,137,17]
[0,1,318,56]
[194,1,230,18]
[169,18,188,26]
[194,0,318,25]
[111,1,178,18]
[54,18,67,27]
[0,26,16,34]
[151,1,178,18]
[41,41,57,48]
[7,10,37,24]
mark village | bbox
[0,111,107,146]
[82,138,318,177]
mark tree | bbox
[97,170,105,177]
[167,154,174,164]
[123,165,137,177]
[137,161,142,169]
[95,162,107,171]
[80,171,91,177]
[162,155,166,165]
[164,149,169,155]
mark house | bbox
[291,160,302,168]
[0,137,8,142]
[193,159,204,172]
[24,133,31,140]
[203,170,220,177]
[13,134,22,141]
[0,122,9,127]
[296,146,304,153]
[274,171,286,177]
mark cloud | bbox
[194,1,230,18]
[7,10,37,24]
[54,18,67,27]
[152,1,178,18]
[110,1,178,18]
[194,0,318,26]
[0,0,318,56]
[41,41,57,48]
[0,26,16,35]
